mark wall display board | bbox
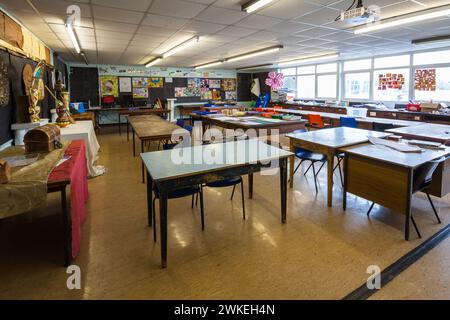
[132,77,148,88]
[133,87,148,99]
[222,78,236,91]
[100,76,119,97]
[377,73,405,91]
[149,77,164,88]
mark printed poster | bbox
[225,91,236,100]
[100,76,119,97]
[148,77,164,88]
[186,78,201,96]
[415,69,436,91]
[200,79,209,89]
[133,87,148,98]
[175,87,186,97]
[222,78,236,91]
[201,88,212,100]
[119,77,132,93]
[212,89,221,101]
[132,77,148,88]
[209,79,221,89]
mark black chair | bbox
[372,122,398,132]
[204,176,246,220]
[367,156,446,238]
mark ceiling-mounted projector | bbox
[339,0,380,25]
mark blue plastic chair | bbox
[261,93,270,108]
[292,129,326,193]
[340,117,358,128]
[205,176,245,220]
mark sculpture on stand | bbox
[47,80,74,128]
[26,60,46,123]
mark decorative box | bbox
[0,159,11,184]
[23,124,62,153]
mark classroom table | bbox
[118,108,171,136]
[192,114,307,136]
[141,139,293,268]
[342,142,450,240]
[128,115,190,182]
[386,123,450,145]
[286,127,391,207]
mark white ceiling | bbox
[1,0,450,68]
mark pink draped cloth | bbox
[48,140,89,258]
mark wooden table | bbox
[192,114,307,136]
[141,140,293,268]
[128,115,190,183]
[342,143,450,240]
[119,108,171,137]
[387,123,450,145]
[286,127,391,207]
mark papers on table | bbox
[407,140,445,150]
[3,154,39,167]
[369,137,423,153]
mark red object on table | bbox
[48,140,89,258]
[406,103,421,112]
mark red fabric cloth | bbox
[48,140,89,258]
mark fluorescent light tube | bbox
[226,46,282,63]
[412,35,450,45]
[242,0,273,13]
[145,57,162,68]
[162,36,200,58]
[194,61,223,70]
[66,23,80,54]
[278,53,339,66]
[354,6,450,34]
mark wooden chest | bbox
[0,159,11,184]
[24,124,62,153]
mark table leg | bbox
[405,170,413,241]
[61,187,71,267]
[146,171,153,227]
[248,173,253,199]
[326,152,334,207]
[280,157,287,223]
[141,140,145,184]
[127,118,130,142]
[132,128,136,157]
[159,190,168,268]
[118,113,121,135]
[289,140,295,188]
[343,154,348,211]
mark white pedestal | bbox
[11,119,49,145]
[167,98,177,122]
[50,109,57,123]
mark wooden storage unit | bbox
[24,124,61,153]
[428,157,450,198]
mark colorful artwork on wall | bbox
[222,78,236,91]
[201,88,212,100]
[377,73,405,91]
[132,77,148,88]
[133,87,148,98]
[209,79,221,89]
[415,69,436,91]
[186,78,201,96]
[119,77,132,93]
[225,91,236,100]
[212,89,221,101]
[148,77,164,88]
[200,79,209,89]
[100,76,119,97]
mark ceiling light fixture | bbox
[412,34,450,45]
[242,0,274,13]
[278,53,339,66]
[80,51,89,65]
[354,5,450,34]
[145,57,163,68]
[65,22,81,54]
[194,61,223,70]
[236,64,274,71]
[226,45,283,63]
[162,36,200,58]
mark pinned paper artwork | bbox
[209,79,221,89]
[175,87,187,97]
[212,89,221,101]
[222,78,236,91]
[100,76,119,97]
[149,77,164,88]
[201,88,212,100]
[377,73,405,91]
[225,91,236,100]
[119,77,132,93]
[132,77,148,88]
[133,87,148,98]
[415,69,436,91]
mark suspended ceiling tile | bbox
[92,0,152,11]
[92,5,144,24]
[195,6,248,24]
[148,0,208,19]
[257,0,322,20]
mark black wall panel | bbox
[69,66,99,106]
[0,50,12,145]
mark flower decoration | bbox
[265,72,284,90]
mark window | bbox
[281,68,296,76]
[373,69,410,101]
[344,73,370,99]
[413,50,450,66]
[297,66,315,75]
[415,67,450,102]
[282,76,297,100]
[297,75,316,99]
[317,74,337,98]
[317,63,337,73]
[344,59,371,72]
[374,55,410,69]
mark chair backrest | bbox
[413,156,447,193]
[293,129,307,134]
[373,122,397,132]
[261,93,270,108]
[176,119,185,127]
[308,114,325,128]
[102,95,114,105]
[340,117,358,128]
[163,143,178,150]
